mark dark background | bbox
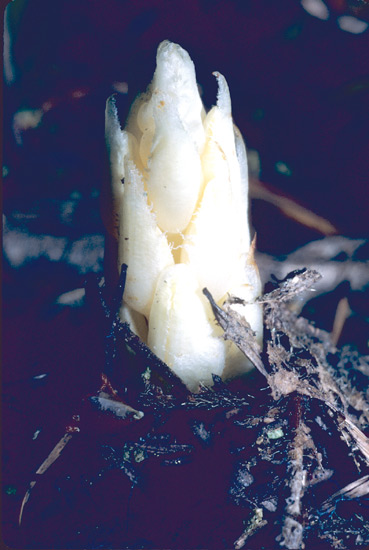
[2,0,369,547]
[4,0,369,244]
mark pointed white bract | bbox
[105,40,263,391]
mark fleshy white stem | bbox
[105,40,263,392]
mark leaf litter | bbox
[19,267,369,549]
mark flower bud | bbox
[105,40,263,392]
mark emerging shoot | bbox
[105,40,263,391]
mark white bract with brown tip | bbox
[105,40,263,392]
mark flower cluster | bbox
[105,40,262,391]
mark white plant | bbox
[105,40,263,392]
